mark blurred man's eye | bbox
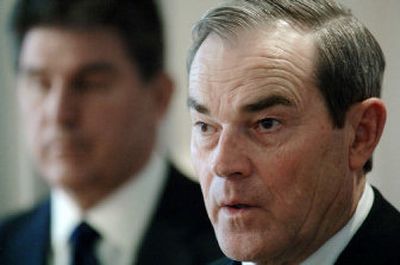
[74,76,112,91]
[20,74,50,94]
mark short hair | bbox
[10,0,164,81]
[187,0,385,173]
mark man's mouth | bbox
[221,202,256,215]
[46,141,88,159]
[229,204,251,209]
[221,203,255,217]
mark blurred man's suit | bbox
[0,0,222,264]
[0,164,220,265]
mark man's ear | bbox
[148,71,174,121]
[348,98,386,171]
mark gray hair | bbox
[187,0,385,173]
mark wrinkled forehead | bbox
[188,25,318,115]
[189,23,316,88]
[190,20,315,71]
[187,17,311,71]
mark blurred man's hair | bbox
[10,0,164,81]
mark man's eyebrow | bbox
[242,95,293,113]
[187,97,209,114]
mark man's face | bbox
[18,27,169,199]
[189,24,357,264]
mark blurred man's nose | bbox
[44,80,79,128]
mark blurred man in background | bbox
[187,0,400,264]
[0,0,221,264]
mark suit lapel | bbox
[224,259,240,265]
[335,188,400,264]
[135,218,195,264]
[135,165,197,265]
[13,200,51,265]
[209,257,240,265]
[135,164,221,265]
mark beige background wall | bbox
[0,0,399,216]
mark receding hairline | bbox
[187,0,352,73]
[188,18,317,75]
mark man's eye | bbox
[74,78,110,91]
[194,121,216,135]
[256,118,281,131]
[21,76,50,94]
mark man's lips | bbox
[220,200,258,214]
[223,203,252,209]
[220,203,257,217]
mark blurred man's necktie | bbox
[70,222,100,265]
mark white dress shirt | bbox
[242,183,374,265]
[49,152,168,265]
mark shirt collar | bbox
[242,183,374,265]
[51,151,168,263]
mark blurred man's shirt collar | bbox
[51,150,168,265]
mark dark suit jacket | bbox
[0,164,222,265]
[209,188,400,265]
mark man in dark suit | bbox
[186,0,400,264]
[0,0,221,264]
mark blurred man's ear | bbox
[149,71,174,121]
[347,98,386,172]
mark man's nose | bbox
[45,81,78,127]
[211,129,252,178]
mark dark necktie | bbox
[70,222,101,265]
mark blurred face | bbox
[17,27,170,203]
[189,25,358,264]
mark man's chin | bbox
[41,166,93,190]
[216,229,283,264]
[217,234,261,262]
